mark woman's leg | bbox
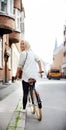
[22,80,29,109]
[30,82,35,104]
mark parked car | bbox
[47,68,61,80]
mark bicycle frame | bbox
[27,82,42,121]
[34,88,42,109]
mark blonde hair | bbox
[20,40,31,50]
[24,40,31,50]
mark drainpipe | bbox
[4,47,9,83]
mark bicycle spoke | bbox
[27,86,42,121]
[33,90,42,121]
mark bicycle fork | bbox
[34,89,42,109]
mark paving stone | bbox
[17,119,25,128]
[7,126,14,130]
[9,118,16,126]
[16,127,24,130]
[20,112,26,120]
[12,111,19,119]
[0,83,26,130]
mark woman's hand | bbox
[39,71,44,77]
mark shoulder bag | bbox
[15,51,28,79]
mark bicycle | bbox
[13,71,44,121]
[27,78,42,121]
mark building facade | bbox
[52,41,66,78]
[61,24,66,77]
[0,0,25,83]
[53,44,64,69]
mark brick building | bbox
[0,0,25,83]
[61,24,66,77]
[53,43,64,69]
[52,41,66,78]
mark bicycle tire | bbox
[27,90,35,114]
[32,90,42,121]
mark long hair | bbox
[20,40,31,51]
[24,40,31,50]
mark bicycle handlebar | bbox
[39,71,44,74]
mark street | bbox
[25,79,66,130]
[0,81,26,130]
[0,82,19,100]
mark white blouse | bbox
[18,49,40,82]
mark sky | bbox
[23,0,66,64]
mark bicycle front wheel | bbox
[33,90,42,121]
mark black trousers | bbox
[22,80,35,109]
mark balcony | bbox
[9,31,20,43]
[14,0,22,11]
[63,56,66,63]
[0,14,15,35]
[63,46,66,52]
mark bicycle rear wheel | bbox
[27,90,35,114]
[33,90,42,121]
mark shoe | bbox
[32,105,35,114]
[22,109,26,113]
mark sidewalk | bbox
[0,81,26,130]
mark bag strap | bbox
[22,51,28,69]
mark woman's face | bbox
[20,41,25,51]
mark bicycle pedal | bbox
[32,110,35,114]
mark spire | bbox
[54,38,58,51]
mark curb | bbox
[6,98,26,130]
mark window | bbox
[0,38,3,68]
[20,12,25,33]
[0,0,13,15]
[8,48,12,69]
[20,23,24,34]
[51,69,60,73]
[10,0,13,14]
[8,56,11,70]
[0,0,7,12]
[7,0,13,15]
[14,9,20,31]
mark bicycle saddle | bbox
[28,78,36,83]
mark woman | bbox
[16,40,43,111]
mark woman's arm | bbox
[37,60,44,77]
